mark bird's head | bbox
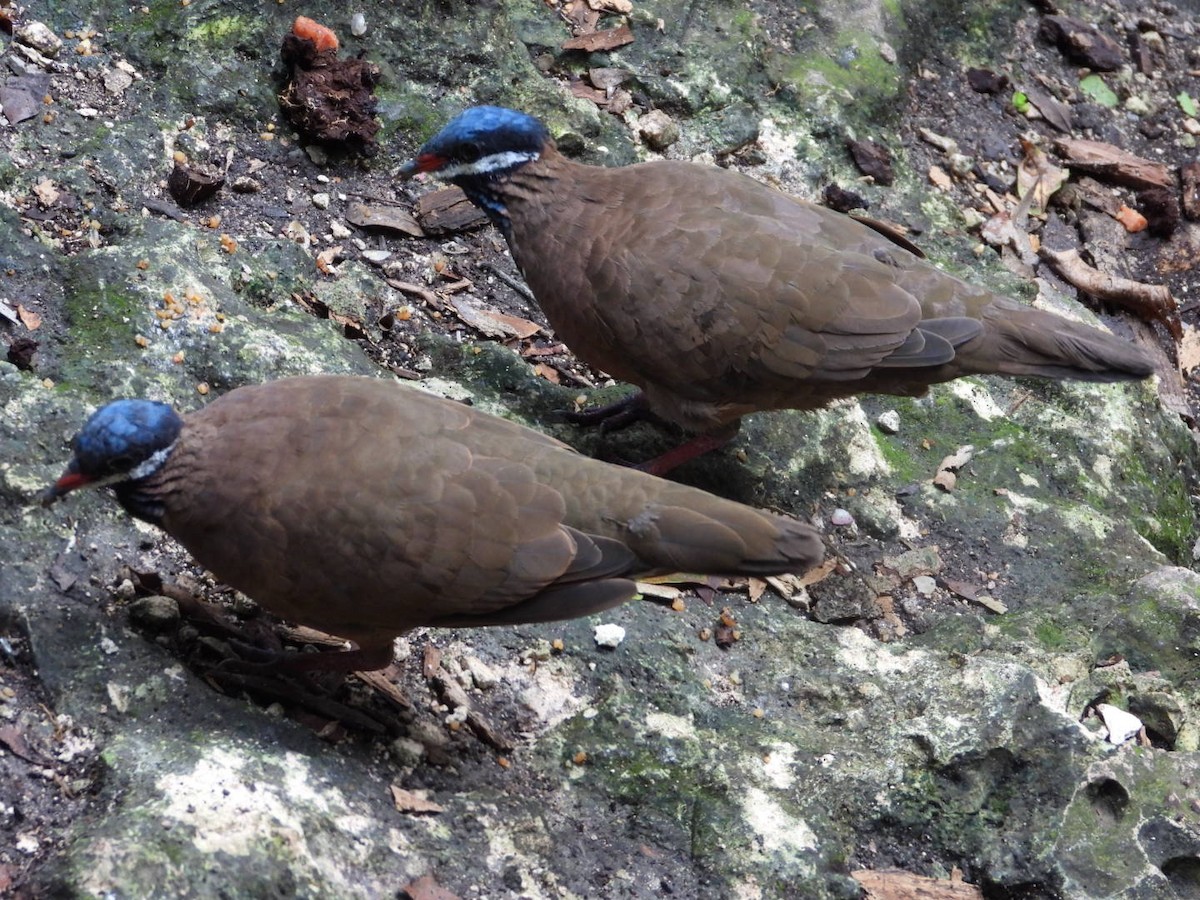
[41,399,183,507]
[398,106,549,185]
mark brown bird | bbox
[400,107,1154,474]
[41,376,822,672]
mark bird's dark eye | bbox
[460,141,483,163]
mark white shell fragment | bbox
[593,623,626,648]
[1096,703,1143,745]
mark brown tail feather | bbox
[958,299,1153,382]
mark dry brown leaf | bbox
[448,296,541,339]
[562,25,634,52]
[533,363,561,383]
[748,577,767,603]
[345,202,424,237]
[390,785,445,815]
[797,557,839,587]
[16,304,42,330]
[1017,140,1069,212]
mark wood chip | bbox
[1053,138,1175,191]
[415,187,490,235]
[390,785,445,815]
[400,873,461,900]
[345,202,424,237]
[928,165,952,191]
[1182,162,1200,220]
[16,304,41,330]
[970,594,1008,614]
[353,669,412,708]
[635,581,683,600]
[853,867,983,899]
[422,643,442,679]
[562,24,634,52]
[1179,325,1200,374]
[1114,204,1148,233]
[1038,246,1180,338]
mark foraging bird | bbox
[42,376,822,672]
[400,106,1155,474]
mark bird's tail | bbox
[955,295,1154,383]
[568,468,825,578]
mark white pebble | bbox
[876,409,901,434]
[912,575,937,597]
[830,508,854,527]
[350,13,367,37]
[311,192,331,210]
[1096,704,1142,745]
[593,623,626,648]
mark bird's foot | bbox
[557,391,649,433]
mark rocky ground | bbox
[2,0,1200,897]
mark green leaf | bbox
[1079,74,1118,108]
[1179,91,1198,118]
[1012,91,1029,114]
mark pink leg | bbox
[638,427,740,477]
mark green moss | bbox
[874,431,920,482]
[186,14,251,47]
[767,35,904,119]
[62,276,144,356]
[1113,453,1195,563]
[1035,620,1068,651]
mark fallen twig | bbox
[1038,247,1180,339]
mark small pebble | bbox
[350,12,367,36]
[912,575,937,597]
[638,110,680,152]
[877,409,901,434]
[312,192,331,210]
[1096,703,1143,745]
[593,623,626,648]
[128,595,181,632]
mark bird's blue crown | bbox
[421,106,550,163]
[71,399,183,478]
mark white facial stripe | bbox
[128,442,176,481]
[439,150,539,179]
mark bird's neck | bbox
[454,145,571,244]
[113,443,177,526]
